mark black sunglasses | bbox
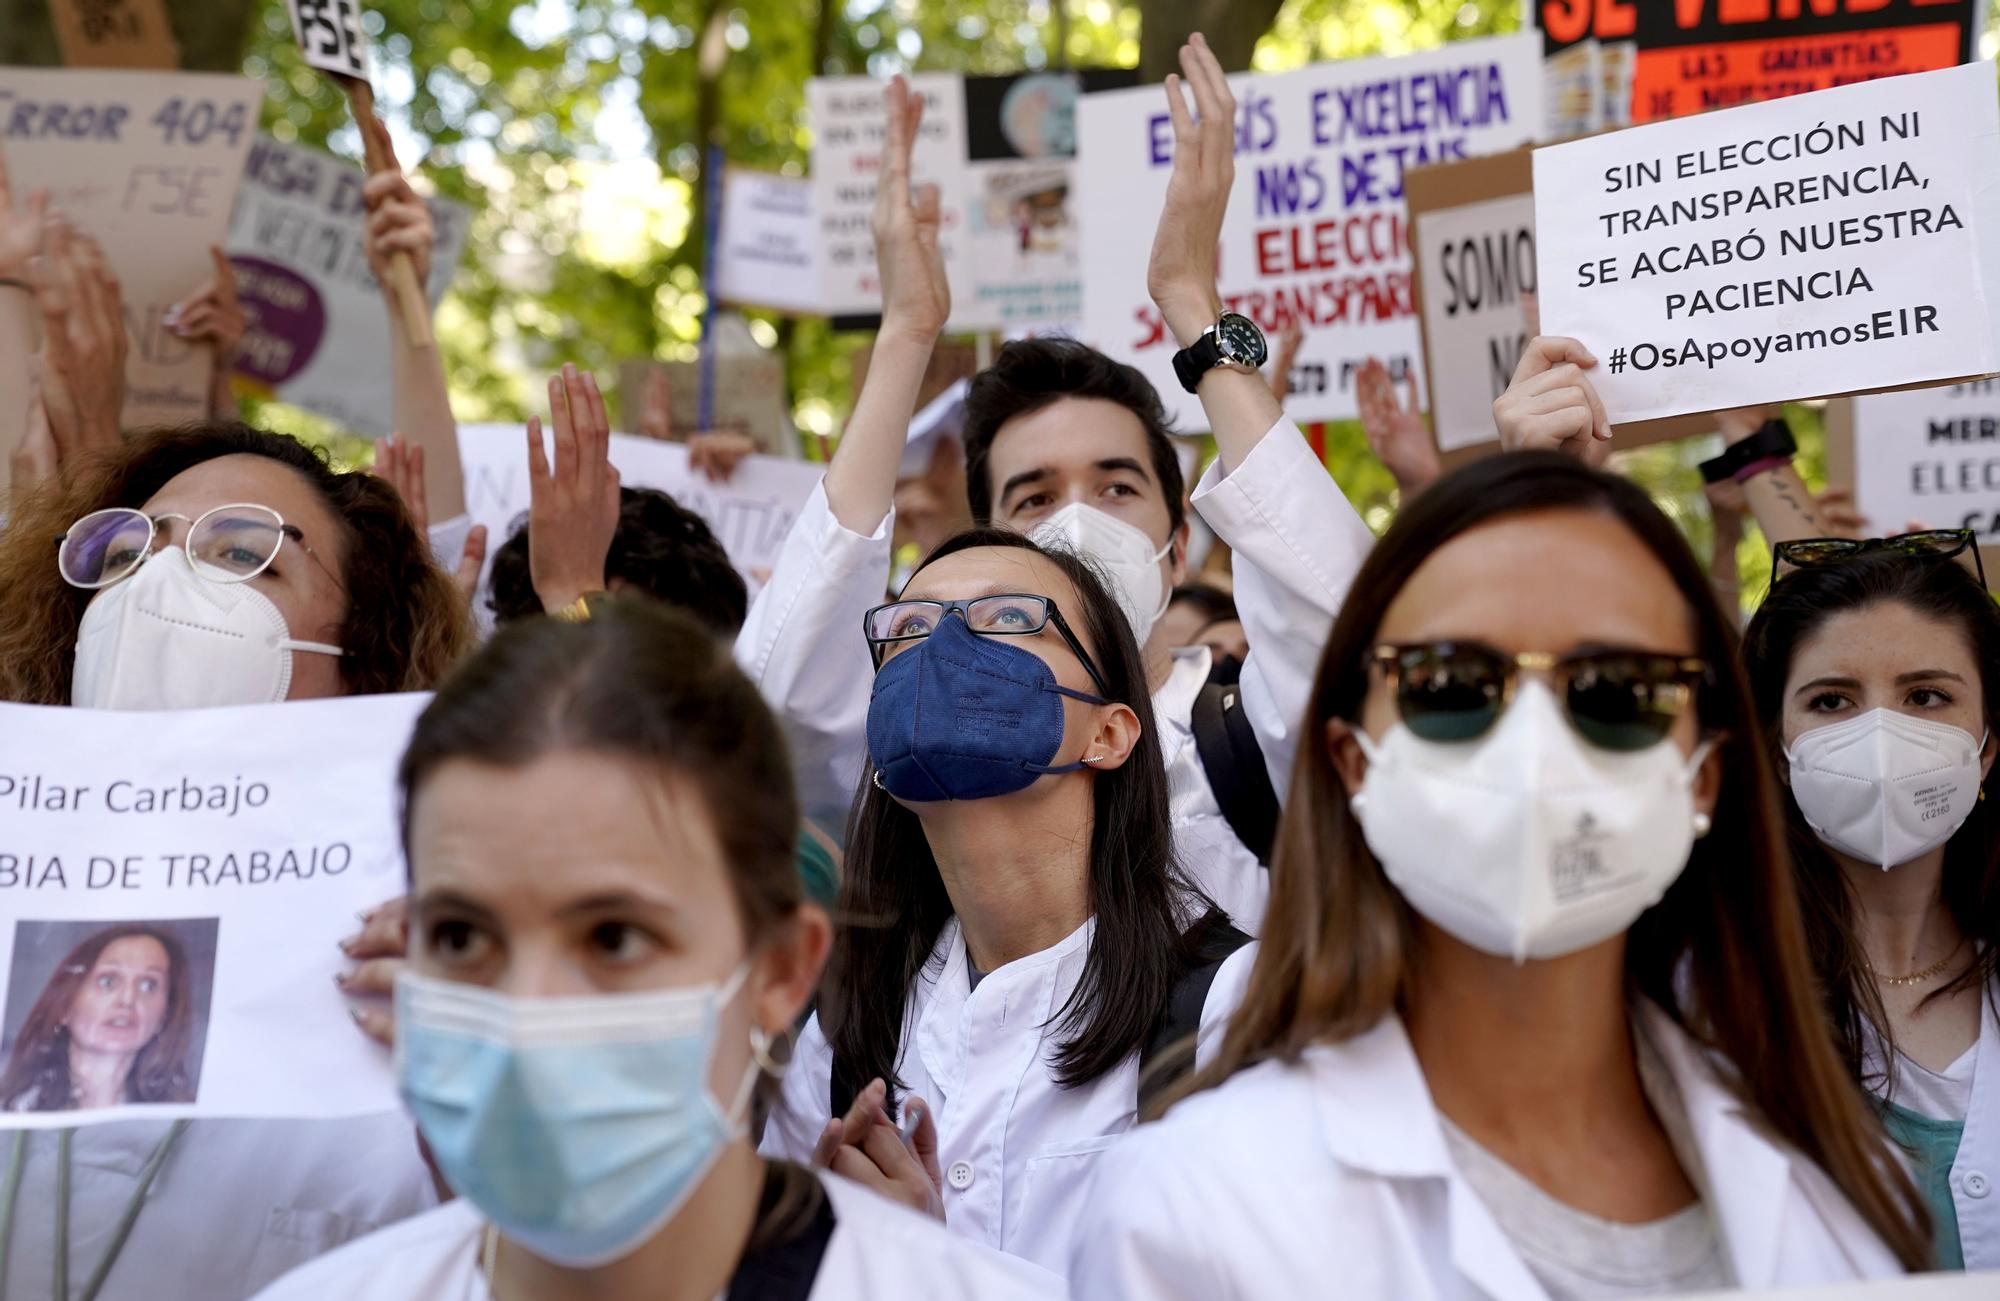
[1369,641,1710,753]
[1770,529,1987,596]
[863,593,1112,696]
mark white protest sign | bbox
[286,0,370,81]
[1846,382,2000,564]
[712,168,820,315]
[456,425,825,598]
[1414,192,1538,452]
[226,133,469,435]
[808,73,979,325]
[1534,62,2000,423]
[0,69,263,430]
[1077,34,1542,429]
[0,694,423,1128]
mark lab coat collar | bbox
[1153,646,1211,765]
[913,915,1097,1101]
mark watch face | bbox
[1215,312,1269,368]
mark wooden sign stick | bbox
[344,78,432,347]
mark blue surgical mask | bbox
[394,965,756,1268]
[866,611,1109,802]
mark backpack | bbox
[1189,657,1282,866]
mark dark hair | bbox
[1183,452,1930,1269]
[1743,552,2000,1081]
[0,925,195,1111]
[1168,582,1238,630]
[823,527,1202,1098]
[963,339,1187,536]
[0,423,472,704]
[486,487,748,635]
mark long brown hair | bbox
[1743,550,2000,1084]
[0,925,196,1111]
[1176,452,1930,1270]
[0,423,471,704]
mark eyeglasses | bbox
[57,504,345,593]
[1771,529,1987,593]
[864,593,1112,696]
[1369,641,1710,753]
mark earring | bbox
[872,769,886,791]
[750,1025,789,1079]
[1692,811,1713,838]
[1082,754,1105,765]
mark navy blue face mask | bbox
[866,612,1111,802]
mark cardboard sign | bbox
[808,73,975,325]
[1077,34,1542,430]
[1826,386,2000,577]
[0,694,424,1128]
[224,134,468,435]
[615,355,789,447]
[0,68,264,431]
[712,168,819,315]
[49,0,178,70]
[1530,0,1983,126]
[1534,62,2000,423]
[286,0,370,81]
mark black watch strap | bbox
[1173,331,1224,394]
[1698,417,1796,484]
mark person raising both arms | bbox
[1071,444,1932,1296]
[253,603,1060,1301]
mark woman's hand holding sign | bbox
[1493,336,1614,465]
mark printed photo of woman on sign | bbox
[0,919,217,1113]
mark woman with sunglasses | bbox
[1072,452,1931,1298]
[1744,533,2000,1271]
[0,421,473,1301]
[759,529,1254,1276]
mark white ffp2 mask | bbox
[71,549,344,711]
[1030,502,1172,645]
[1786,709,1986,868]
[1349,682,1711,963]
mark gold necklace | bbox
[1868,941,1966,988]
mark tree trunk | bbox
[1137,0,1288,79]
[0,0,258,70]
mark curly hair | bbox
[486,486,748,636]
[0,423,473,704]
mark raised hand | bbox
[8,375,58,496]
[1492,336,1613,462]
[167,245,248,362]
[373,432,488,604]
[873,75,950,340]
[1356,358,1441,499]
[1148,32,1235,347]
[0,145,48,279]
[688,429,757,483]
[637,364,675,441]
[527,364,621,614]
[30,220,127,465]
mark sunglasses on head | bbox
[1368,641,1710,753]
[1769,529,1987,596]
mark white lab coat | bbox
[762,918,1256,1277]
[1,1115,437,1301]
[249,1168,1062,1300]
[1071,1001,1905,1300]
[1936,981,2000,1270]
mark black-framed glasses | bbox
[56,504,345,593]
[1771,529,1987,594]
[1369,641,1710,753]
[864,594,1112,696]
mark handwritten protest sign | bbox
[1534,62,2000,423]
[226,134,469,435]
[285,0,370,81]
[1530,0,1983,126]
[0,694,423,1127]
[1826,386,2000,578]
[49,0,178,69]
[0,68,263,430]
[712,168,820,315]
[808,73,975,325]
[456,425,825,604]
[1077,34,1541,428]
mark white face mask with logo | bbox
[72,548,344,711]
[1030,502,1173,646]
[1786,708,1987,868]
[1349,681,1712,963]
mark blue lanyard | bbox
[0,1123,187,1301]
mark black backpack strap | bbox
[1137,908,1252,1113]
[728,1165,838,1301]
[1189,673,1282,866]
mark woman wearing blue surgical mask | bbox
[253,602,1056,1301]
[1071,452,1933,1299]
[759,529,1254,1276]
[1744,539,2000,1271]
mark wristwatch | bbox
[1698,417,1796,485]
[1172,311,1269,395]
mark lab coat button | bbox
[947,1161,975,1191]
[1965,1171,1990,1198]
